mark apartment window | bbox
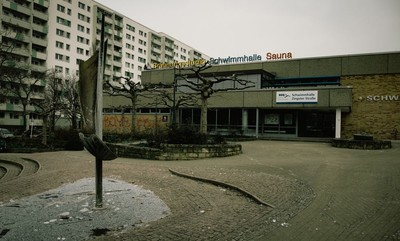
[66,68,70,74]
[126,53,131,58]
[86,28,90,34]
[78,2,85,9]
[86,50,89,56]
[10,113,20,119]
[55,65,63,72]
[66,32,70,38]
[55,53,63,60]
[138,57,146,63]
[138,48,143,54]
[126,24,135,32]
[78,13,85,21]
[63,0,71,3]
[77,24,84,32]
[66,44,70,51]
[66,56,70,62]
[125,62,130,68]
[77,36,85,43]
[67,8,71,15]
[138,66,142,71]
[139,30,144,36]
[126,43,131,49]
[77,48,84,54]
[56,41,64,48]
[86,17,90,23]
[56,29,64,36]
[87,6,91,12]
[57,17,71,27]
[57,4,65,13]
[126,34,131,40]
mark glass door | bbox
[263,110,297,137]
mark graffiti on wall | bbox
[103,114,170,133]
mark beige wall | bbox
[341,74,400,139]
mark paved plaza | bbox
[1,140,399,240]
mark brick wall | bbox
[341,74,400,140]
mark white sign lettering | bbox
[276,91,318,104]
[366,95,399,101]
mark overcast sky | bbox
[95,0,400,60]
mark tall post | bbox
[335,108,341,139]
[172,67,177,126]
[95,13,106,208]
[96,13,105,140]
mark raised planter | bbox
[331,138,392,150]
[107,142,242,160]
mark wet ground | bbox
[1,140,399,240]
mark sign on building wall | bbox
[276,90,318,104]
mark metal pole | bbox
[95,157,103,208]
[172,67,177,126]
[96,13,105,140]
[94,13,105,208]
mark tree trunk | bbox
[131,108,137,134]
[131,96,138,134]
[22,104,29,131]
[200,97,208,134]
[42,116,48,145]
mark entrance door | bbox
[262,110,297,137]
[298,111,335,138]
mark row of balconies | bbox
[1,2,48,20]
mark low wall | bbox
[107,142,242,160]
[331,139,392,150]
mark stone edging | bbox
[331,139,392,150]
[107,142,242,160]
[168,168,275,208]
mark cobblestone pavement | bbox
[1,140,399,241]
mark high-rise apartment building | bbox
[0,0,209,130]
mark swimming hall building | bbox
[104,52,400,140]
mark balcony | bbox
[6,32,31,43]
[13,47,30,57]
[2,1,31,16]
[151,38,162,46]
[2,16,31,30]
[33,0,49,8]
[113,51,122,58]
[31,37,47,47]
[113,61,122,68]
[31,50,47,60]
[31,64,47,72]
[115,21,123,29]
[32,23,48,34]
[151,47,161,54]
[114,31,122,38]
[32,9,48,21]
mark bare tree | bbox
[177,61,254,134]
[103,77,150,133]
[61,74,81,130]
[150,86,198,126]
[44,69,65,132]
[0,29,16,72]
[0,65,46,130]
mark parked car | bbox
[0,128,14,138]
[0,139,7,152]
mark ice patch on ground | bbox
[0,178,170,240]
